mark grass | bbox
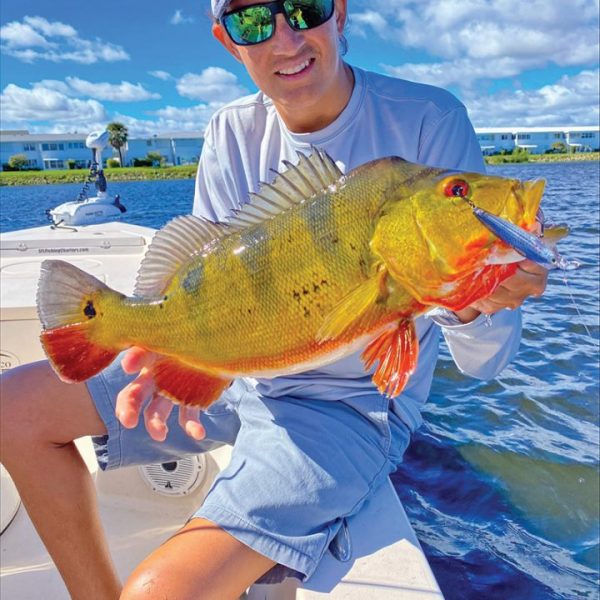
[0,165,198,186]
[1,153,598,186]
[485,151,599,165]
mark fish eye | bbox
[444,179,470,198]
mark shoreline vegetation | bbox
[0,153,598,187]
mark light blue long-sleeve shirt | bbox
[192,66,522,431]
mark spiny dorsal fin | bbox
[134,215,229,297]
[227,147,344,230]
[135,148,344,296]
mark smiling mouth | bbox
[275,58,314,76]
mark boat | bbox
[46,131,127,228]
[0,218,444,599]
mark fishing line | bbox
[560,270,597,343]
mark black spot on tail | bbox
[84,300,96,319]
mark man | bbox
[0,1,547,598]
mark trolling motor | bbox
[46,130,127,227]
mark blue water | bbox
[1,162,598,598]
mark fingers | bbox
[471,260,548,314]
[116,367,155,429]
[117,348,207,442]
[121,347,156,374]
[143,394,175,442]
[179,406,206,441]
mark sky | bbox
[1,0,598,137]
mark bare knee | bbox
[121,565,221,600]
[120,518,275,600]
[0,361,106,458]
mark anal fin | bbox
[361,319,419,398]
[152,358,232,408]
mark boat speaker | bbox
[139,455,207,497]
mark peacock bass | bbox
[37,149,547,407]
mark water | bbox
[1,162,598,598]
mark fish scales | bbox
[164,160,403,368]
[36,149,549,406]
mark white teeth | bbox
[278,59,311,75]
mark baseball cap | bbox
[211,0,231,20]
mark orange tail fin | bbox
[40,325,119,383]
[37,260,123,382]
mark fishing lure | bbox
[470,205,580,271]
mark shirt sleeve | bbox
[418,106,486,174]
[193,122,248,222]
[428,309,522,379]
[419,105,522,379]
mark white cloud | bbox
[107,102,227,137]
[64,77,160,101]
[383,56,538,88]
[0,21,53,49]
[465,69,600,127]
[0,15,129,63]
[170,10,194,25]
[0,83,107,124]
[149,70,172,81]
[23,16,77,38]
[351,0,599,82]
[176,67,249,103]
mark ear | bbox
[212,22,242,62]
[334,0,347,35]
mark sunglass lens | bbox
[283,0,333,30]
[223,6,274,45]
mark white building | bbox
[0,130,204,171]
[475,126,600,155]
[1,126,598,171]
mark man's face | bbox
[213,0,348,130]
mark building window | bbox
[25,159,38,168]
[23,143,36,151]
[517,134,531,140]
[581,132,595,139]
[501,134,511,140]
[478,134,495,141]
[43,159,65,169]
[554,133,565,139]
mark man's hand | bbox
[115,347,206,442]
[454,260,548,323]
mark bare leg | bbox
[121,517,277,600]
[0,361,122,600]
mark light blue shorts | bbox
[87,358,411,581]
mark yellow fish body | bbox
[37,149,545,406]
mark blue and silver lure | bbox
[472,206,580,271]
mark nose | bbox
[271,13,306,52]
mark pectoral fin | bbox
[361,319,419,398]
[543,224,569,247]
[317,267,389,342]
[152,358,231,408]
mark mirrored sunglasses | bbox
[221,0,335,46]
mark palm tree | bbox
[107,122,129,167]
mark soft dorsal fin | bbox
[134,148,344,296]
[227,147,344,230]
[134,215,229,297]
